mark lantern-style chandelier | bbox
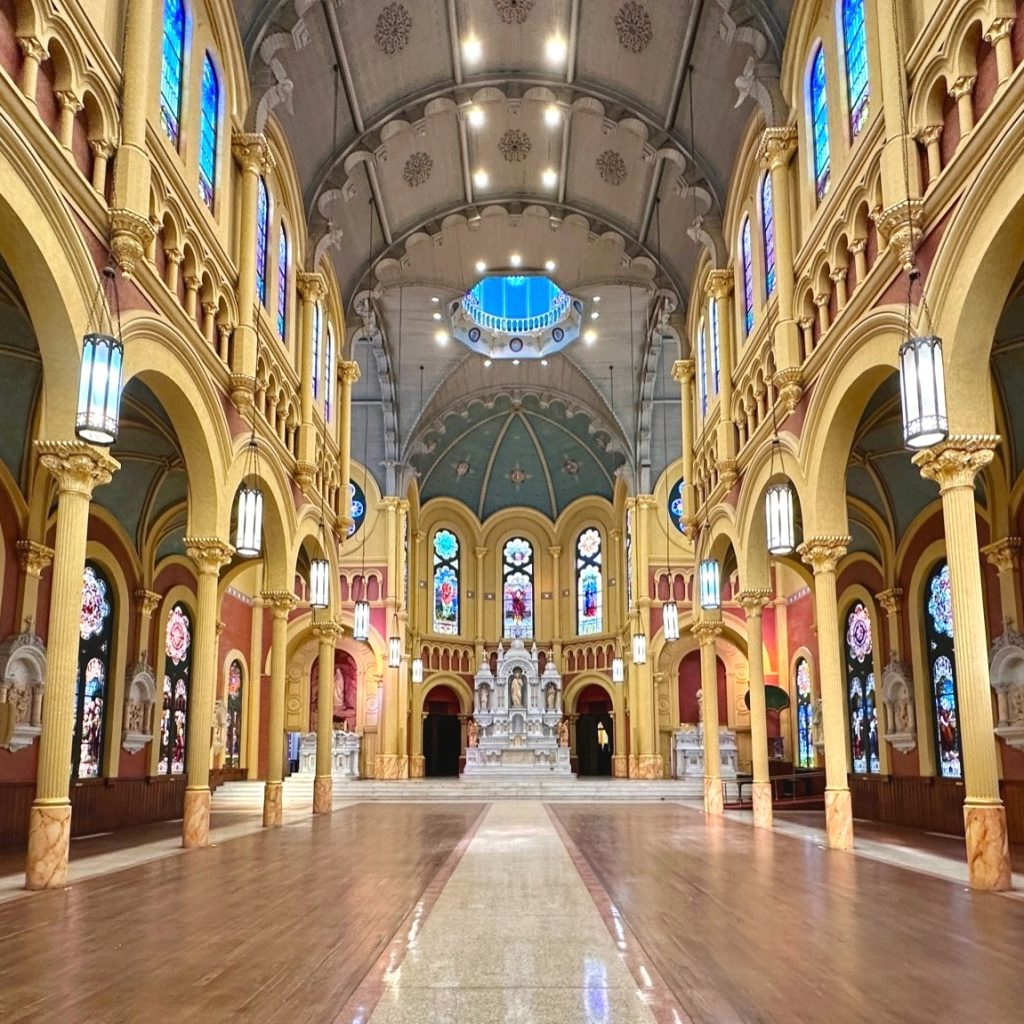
[352,581,370,642]
[309,460,331,609]
[235,309,265,558]
[612,656,624,683]
[699,555,721,611]
[411,657,424,683]
[662,596,680,642]
[388,611,402,668]
[899,272,947,449]
[764,436,795,557]
[631,617,647,665]
[76,265,125,446]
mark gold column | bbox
[981,538,1023,632]
[549,546,563,668]
[336,361,361,531]
[261,591,298,827]
[634,496,662,778]
[312,620,341,813]
[914,437,1012,890]
[230,133,274,409]
[474,546,487,664]
[692,619,724,814]
[296,272,326,478]
[757,127,802,409]
[608,528,623,636]
[181,538,234,849]
[671,360,696,528]
[396,501,411,767]
[707,272,737,485]
[739,590,773,828]
[985,18,1017,85]
[375,499,406,779]
[799,537,854,851]
[16,37,47,102]
[25,442,117,890]
[875,587,904,659]
[56,91,82,150]
[246,588,264,779]
[15,541,53,633]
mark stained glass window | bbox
[696,319,708,417]
[844,601,879,774]
[796,658,814,768]
[576,528,603,636]
[324,324,335,423]
[668,477,686,534]
[842,0,870,138]
[226,660,243,768]
[709,297,721,395]
[160,0,186,146]
[159,603,192,775]
[625,508,634,610]
[198,54,219,208]
[925,561,961,778]
[347,480,366,538]
[741,217,754,336]
[312,302,322,400]
[73,563,113,779]
[277,225,289,340]
[810,46,831,200]
[256,177,270,306]
[502,537,534,639]
[761,174,776,298]
[432,530,460,635]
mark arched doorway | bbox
[423,684,461,777]
[575,683,614,777]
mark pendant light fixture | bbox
[698,554,721,611]
[387,611,402,669]
[309,458,330,609]
[76,264,125,446]
[235,315,265,559]
[631,618,647,666]
[411,657,424,683]
[611,656,625,683]
[627,283,647,666]
[764,406,795,556]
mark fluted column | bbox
[246,588,265,779]
[375,499,406,779]
[312,620,341,813]
[634,496,661,777]
[474,545,487,665]
[336,361,361,533]
[692,619,723,814]
[549,546,563,668]
[296,272,327,477]
[981,537,1023,632]
[914,436,1011,890]
[15,541,53,634]
[25,442,118,890]
[799,537,853,851]
[182,538,234,848]
[261,590,298,827]
[707,272,737,485]
[672,359,696,530]
[739,590,773,828]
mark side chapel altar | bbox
[464,638,572,775]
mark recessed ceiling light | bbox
[540,358,549,366]
[466,106,485,127]
[584,330,597,344]
[512,358,521,365]
[463,36,482,63]
[545,35,567,65]
[544,105,561,127]
[430,296,439,303]
[473,168,490,188]
[475,260,487,273]
[483,359,492,367]
[510,253,522,267]
[541,167,557,188]
[432,312,442,320]
[593,295,601,302]
[435,330,449,345]
[591,311,600,320]
[544,260,556,272]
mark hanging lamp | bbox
[352,580,370,642]
[387,610,401,668]
[899,271,947,449]
[631,615,647,666]
[309,459,331,609]
[764,431,795,557]
[411,657,424,683]
[699,556,721,611]
[611,656,625,683]
[76,265,125,446]
[235,306,265,558]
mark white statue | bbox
[510,669,524,708]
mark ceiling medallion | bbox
[375,3,412,56]
[562,457,581,476]
[508,465,529,487]
[493,0,536,24]
[498,128,532,162]
[615,2,653,54]
[454,459,472,477]
[596,149,628,185]
[402,151,433,187]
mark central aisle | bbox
[363,802,665,1023]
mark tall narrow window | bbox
[160,0,186,145]
[925,561,962,779]
[810,46,832,200]
[795,658,814,768]
[312,302,322,400]
[842,0,870,138]
[761,174,776,298]
[576,528,603,636]
[696,319,708,417]
[198,54,219,208]
[844,601,879,774]
[502,538,534,639]
[225,660,243,768]
[625,509,634,609]
[324,324,335,422]
[159,603,193,775]
[709,298,721,395]
[432,530,460,635]
[256,178,270,306]
[277,225,289,340]
[741,217,754,336]
[74,563,114,779]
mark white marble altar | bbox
[464,639,572,775]
[672,725,739,779]
[297,729,362,779]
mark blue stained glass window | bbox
[668,477,686,534]
[796,658,814,768]
[845,601,879,774]
[810,46,832,200]
[160,603,192,776]
[277,225,289,340]
[741,217,754,336]
[710,298,721,395]
[324,324,334,423]
[433,530,460,635]
[225,660,243,768]
[576,528,603,636]
[925,562,962,778]
[842,0,870,138]
[347,480,366,538]
[256,178,269,306]
[503,537,534,639]
[160,0,186,145]
[761,174,776,298]
[74,563,114,779]
[696,320,708,417]
[312,302,322,400]
[198,54,219,208]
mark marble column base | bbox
[635,754,663,779]
[409,755,426,779]
[627,755,640,778]
[262,781,283,828]
[825,787,853,850]
[611,755,628,778]
[704,776,724,815]
[752,780,773,828]
[964,803,1012,891]
[313,775,332,815]
[374,754,408,780]
[25,802,72,890]
[182,787,210,848]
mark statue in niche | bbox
[510,668,525,708]
[557,718,570,747]
[1009,688,1024,725]
[545,683,556,711]
[11,684,30,724]
[467,718,480,747]
[480,684,491,712]
[696,689,704,724]
[894,697,912,733]
[126,700,145,733]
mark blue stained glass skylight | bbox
[464,275,569,335]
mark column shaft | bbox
[693,621,723,814]
[672,361,696,528]
[313,623,339,813]
[262,592,296,827]
[740,592,773,828]
[337,362,360,529]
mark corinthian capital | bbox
[338,360,361,385]
[737,589,772,616]
[16,541,54,578]
[797,536,850,575]
[35,441,118,498]
[262,590,300,616]
[691,620,723,646]
[297,271,327,303]
[232,131,275,175]
[706,269,733,301]
[981,537,1021,574]
[756,126,798,171]
[912,435,999,492]
[184,537,235,575]
[672,358,695,385]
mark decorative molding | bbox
[498,128,532,162]
[880,658,916,753]
[493,0,535,24]
[376,3,413,55]
[596,150,628,185]
[989,628,1024,751]
[402,151,433,188]
[122,660,156,754]
[0,632,46,752]
[615,3,653,53]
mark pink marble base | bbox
[825,787,853,850]
[635,754,664,779]
[25,802,72,890]
[262,781,283,828]
[611,755,628,779]
[704,776,724,815]
[964,803,1012,891]
[627,756,640,778]
[409,755,425,778]
[313,775,332,814]
[752,780,773,828]
[374,754,408,780]
[182,787,210,848]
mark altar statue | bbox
[480,684,491,712]
[545,683,556,710]
[510,668,524,707]
[557,718,570,747]
[467,719,480,747]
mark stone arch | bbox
[420,675,474,717]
